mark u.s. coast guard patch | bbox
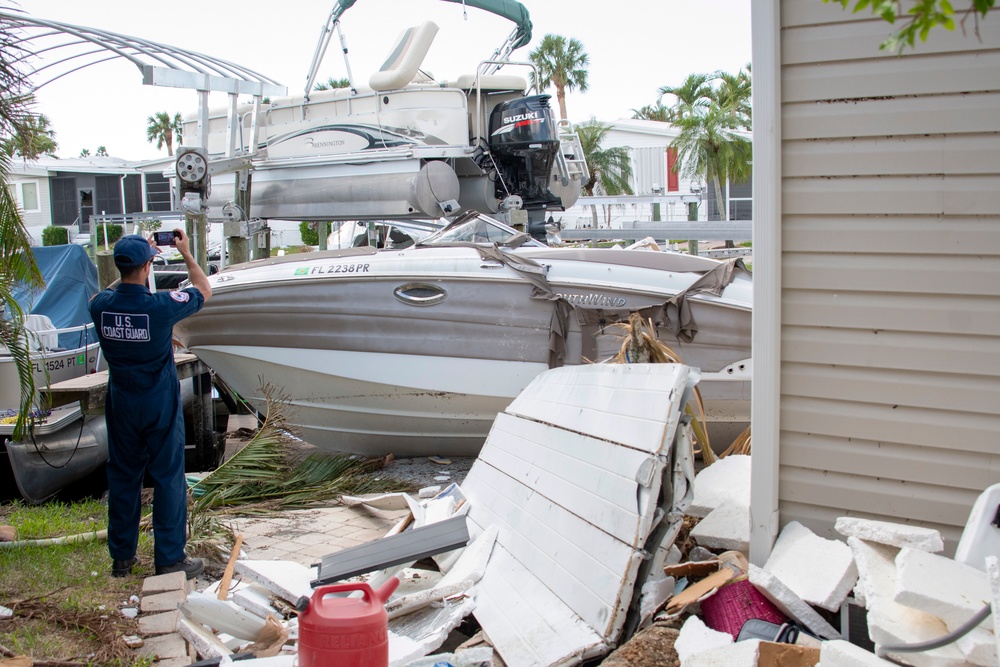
[170,291,191,303]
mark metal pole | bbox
[687,202,699,256]
[318,222,328,250]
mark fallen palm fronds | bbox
[189,384,400,522]
[605,313,718,464]
[718,423,751,457]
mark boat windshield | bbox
[419,212,545,248]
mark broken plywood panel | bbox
[465,364,694,667]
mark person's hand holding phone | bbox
[171,229,191,257]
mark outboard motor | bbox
[487,95,563,215]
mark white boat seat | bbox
[369,21,439,92]
[450,73,527,92]
[24,314,58,351]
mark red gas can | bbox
[298,577,400,667]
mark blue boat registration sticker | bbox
[101,312,150,342]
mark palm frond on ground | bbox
[190,385,401,517]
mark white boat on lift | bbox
[183,0,588,234]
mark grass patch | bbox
[0,499,151,664]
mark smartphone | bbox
[154,230,179,246]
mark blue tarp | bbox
[10,245,100,349]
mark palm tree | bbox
[79,148,90,158]
[576,119,633,227]
[2,112,58,159]
[95,146,108,157]
[631,102,671,123]
[664,67,752,243]
[711,66,752,125]
[528,34,589,121]
[313,77,351,91]
[0,11,46,440]
[658,73,713,122]
[146,111,183,156]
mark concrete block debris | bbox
[685,637,761,667]
[820,639,899,666]
[866,597,968,667]
[894,547,992,632]
[763,521,858,611]
[847,537,900,609]
[675,614,733,664]
[690,499,750,552]
[747,564,841,640]
[836,517,944,553]
[687,454,751,518]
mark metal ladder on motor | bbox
[555,119,589,188]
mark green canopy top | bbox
[332,0,532,48]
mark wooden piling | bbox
[96,250,118,290]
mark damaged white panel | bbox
[473,545,608,665]
[478,412,667,547]
[465,364,694,667]
[503,364,687,455]
[388,596,477,667]
[233,560,318,606]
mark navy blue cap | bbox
[113,234,157,268]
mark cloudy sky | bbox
[22,0,752,160]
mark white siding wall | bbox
[775,0,1000,550]
[8,174,52,245]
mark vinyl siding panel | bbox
[784,135,1000,177]
[783,216,1000,255]
[775,0,1000,548]
[782,326,1000,378]
[783,93,1000,140]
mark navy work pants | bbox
[105,381,187,569]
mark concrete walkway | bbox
[216,414,411,566]
[229,505,409,566]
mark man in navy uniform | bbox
[90,229,212,579]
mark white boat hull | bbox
[196,346,547,456]
[176,219,752,456]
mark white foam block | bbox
[987,556,1000,667]
[956,627,997,667]
[685,638,760,667]
[233,560,318,607]
[847,537,900,609]
[748,564,841,639]
[674,615,732,664]
[762,521,858,611]
[836,517,944,553]
[820,639,899,666]
[690,500,750,553]
[867,597,968,667]
[894,547,991,631]
[687,455,751,518]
